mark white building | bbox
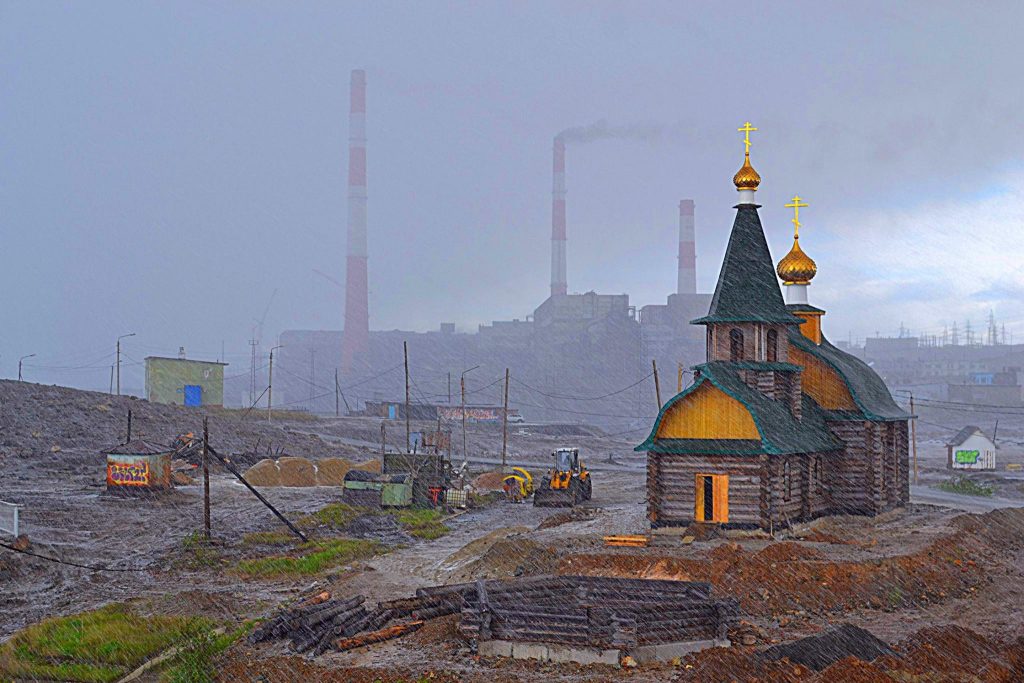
[946,426,997,470]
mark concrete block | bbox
[510,642,549,661]
[631,638,730,664]
[546,643,620,666]
[478,640,513,658]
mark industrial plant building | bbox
[271,68,711,429]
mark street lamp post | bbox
[268,345,283,422]
[116,333,136,396]
[18,354,35,382]
[460,365,479,460]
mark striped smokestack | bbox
[677,199,696,295]
[551,137,567,297]
[341,69,369,374]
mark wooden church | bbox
[637,124,911,530]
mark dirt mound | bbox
[472,470,507,491]
[351,459,381,474]
[817,657,892,682]
[278,457,316,486]
[437,526,531,578]
[243,459,281,486]
[762,624,895,671]
[755,542,827,563]
[315,457,352,486]
[677,646,812,682]
[559,507,1024,618]
[536,507,597,530]
[885,624,1014,680]
[447,536,557,583]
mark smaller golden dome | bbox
[733,153,761,190]
[777,237,817,285]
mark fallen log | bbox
[335,621,424,652]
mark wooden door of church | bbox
[695,474,729,523]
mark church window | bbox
[729,329,744,361]
[766,329,778,362]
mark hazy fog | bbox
[2,1,1023,390]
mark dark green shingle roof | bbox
[692,205,803,326]
[636,361,843,456]
[787,328,911,422]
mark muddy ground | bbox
[4,379,1024,681]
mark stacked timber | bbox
[458,575,738,651]
[248,585,475,656]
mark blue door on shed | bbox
[184,385,202,406]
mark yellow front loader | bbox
[533,447,592,507]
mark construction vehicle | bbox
[502,467,534,503]
[533,447,592,507]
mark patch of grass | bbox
[936,476,994,497]
[240,530,295,546]
[177,531,223,570]
[298,502,365,530]
[161,621,253,683]
[389,508,450,540]
[233,538,379,578]
[0,603,199,683]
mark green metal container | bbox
[341,473,412,508]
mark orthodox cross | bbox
[785,195,808,238]
[737,121,758,154]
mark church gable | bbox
[788,344,857,411]
[655,381,760,440]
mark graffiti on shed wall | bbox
[107,461,151,486]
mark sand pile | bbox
[244,459,281,487]
[315,458,352,486]
[471,470,507,491]
[278,456,316,487]
[351,459,381,474]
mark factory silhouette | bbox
[267,70,710,430]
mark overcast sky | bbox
[3,1,1023,390]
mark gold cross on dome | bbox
[785,195,809,238]
[738,121,758,154]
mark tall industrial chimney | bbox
[550,137,567,298]
[341,69,369,374]
[677,199,696,295]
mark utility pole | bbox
[501,368,510,473]
[18,354,35,382]
[460,365,479,460]
[677,362,683,393]
[404,341,411,453]
[335,369,340,417]
[910,394,918,486]
[116,333,135,396]
[652,359,662,409]
[267,345,282,421]
[380,422,386,456]
[109,365,114,394]
[202,417,211,540]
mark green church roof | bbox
[692,205,804,326]
[635,361,843,456]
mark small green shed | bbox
[145,352,227,407]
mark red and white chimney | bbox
[677,199,696,295]
[551,137,567,297]
[341,69,369,374]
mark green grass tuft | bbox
[0,604,201,683]
[233,538,379,578]
[936,476,994,497]
[389,508,450,540]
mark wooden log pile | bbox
[247,584,476,656]
[458,575,739,652]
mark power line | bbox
[0,541,155,573]
[511,372,653,401]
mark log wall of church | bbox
[647,454,765,527]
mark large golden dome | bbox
[777,237,817,285]
[733,153,761,190]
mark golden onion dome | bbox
[777,237,817,285]
[733,153,761,190]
